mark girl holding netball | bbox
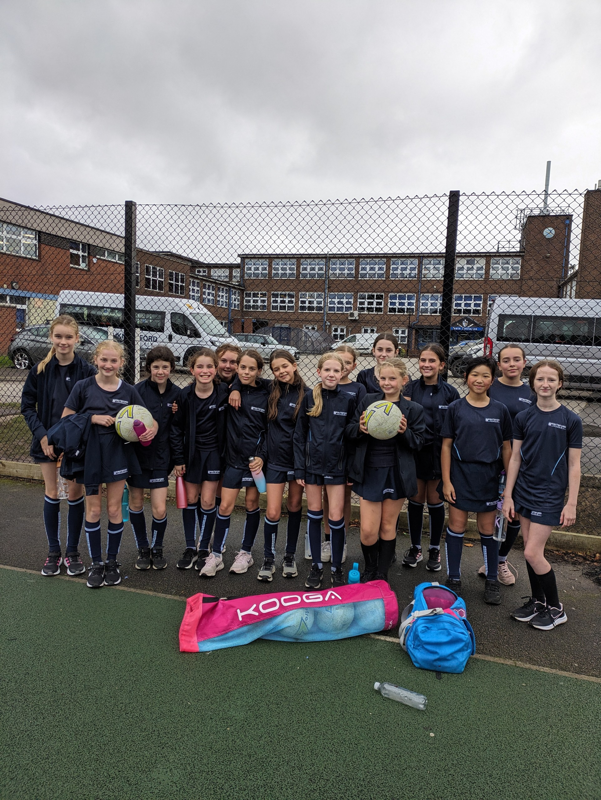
[62,340,156,588]
[403,344,459,572]
[440,356,512,604]
[348,358,425,582]
[357,332,400,393]
[21,315,96,577]
[503,360,582,630]
[294,352,357,589]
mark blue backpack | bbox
[399,582,476,674]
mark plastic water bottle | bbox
[133,419,151,447]
[56,460,68,501]
[248,456,266,493]
[122,485,130,523]
[304,530,311,560]
[176,475,188,509]
[374,681,427,710]
[348,562,360,584]
[493,471,508,543]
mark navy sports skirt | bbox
[353,466,407,502]
[439,459,499,513]
[185,449,222,485]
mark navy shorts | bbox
[304,472,346,486]
[265,467,296,484]
[439,459,499,513]
[413,442,442,482]
[222,466,256,490]
[353,466,407,502]
[515,503,562,527]
[185,449,222,485]
[128,469,169,489]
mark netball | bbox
[363,401,403,440]
[114,405,155,442]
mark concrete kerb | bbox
[2,459,600,557]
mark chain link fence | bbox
[1,189,600,532]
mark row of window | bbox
[244,256,522,281]
[498,314,601,346]
[243,291,494,315]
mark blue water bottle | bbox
[348,562,361,584]
[122,485,130,523]
[249,456,267,493]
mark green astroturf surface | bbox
[1,567,600,800]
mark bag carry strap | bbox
[399,607,445,648]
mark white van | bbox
[485,296,601,388]
[57,290,242,367]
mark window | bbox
[357,293,384,313]
[272,259,296,279]
[203,284,215,305]
[328,293,353,313]
[422,258,444,279]
[231,290,241,310]
[497,314,532,343]
[392,327,408,344]
[145,264,164,292]
[135,261,140,289]
[300,259,325,279]
[217,287,229,307]
[271,292,295,312]
[0,293,27,307]
[455,257,485,280]
[70,241,88,270]
[303,325,318,331]
[331,326,347,341]
[299,292,324,312]
[388,293,416,314]
[359,258,386,280]
[189,278,200,302]
[169,270,186,296]
[453,294,483,315]
[196,267,208,277]
[0,223,38,259]
[232,268,241,283]
[487,295,497,312]
[97,248,124,263]
[61,303,164,332]
[390,258,418,279]
[244,259,268,279]
[171,312,199,338]
[532,316,594,346]
[420,294,442,314]
[362,326,377,334]
[244,291,267,311]
[490,257,521,280]
[561,280,577,299]
[329,258,355,279]
[212,268,229,281]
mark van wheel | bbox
[183,347,203,368]
[450,358,468,378]
[12,349,33,370]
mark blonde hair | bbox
[307,352,345,417]
[37,315,80,374]
[378,357,408,381]
[94,339,126,374]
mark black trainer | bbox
[425,547,442,572]
[86,562,105,589]
[510,597,546,622]
[529,604,567,630]
[135,548,152,570]
[194,549,210,571]
[64,551,85,576]
[484,579,502,605]
[445,576,462,590]
[331,567,346,588]
[176,548,198,570]
[41,552,62,577]
[151,548,167,570]
[104,560,122,586]
[402,545,423,568]
[361,568,379,583]
[305,565,324,590]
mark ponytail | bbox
[307,382,324,418]
[37,345,57,375]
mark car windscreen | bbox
[188,312,229,337]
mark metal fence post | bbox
[123,200,137,384]
[439,190,460,374]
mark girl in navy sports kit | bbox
[171,348,228,573]
[481,344,535,585]
[348,358,425,581]
[257,350,306,582]
[503,360,582,630]
[440,356,512,605]
[21,315,96,577]
[200,349,270,577]
[294,352,357,589]
[128,346,181,571]
[403,344,459,573]
[63,340,156,589]
[357,332,400,394]
[212,344,242,514]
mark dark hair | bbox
[145,345,175,373]
[528,359,564,390]
[464,356,497,382]
[373,332,399,352]
[240,348,264,371]
[187,347,218,371]
[268,350,306,421]
[497,343,526,362]
[418,343,445,363]
[215,343,242,361]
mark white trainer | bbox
[497,560,517,586]
[229,551,254,574]
[200,553,224,578]
[321,540,331,562]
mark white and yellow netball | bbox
[114,404,154,442]
[363,401,403,440]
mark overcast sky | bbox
[1,0,599,207]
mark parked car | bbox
[8,324,111,369]
[236,332,300,361]
[448,338,484,377]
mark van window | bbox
[188,311,229,337]
[61,303,164,333]
[497,314,532,343]
[345,335,356,343]
[171,312,199,338]
[135,311,164,332]
[532,316,594,346]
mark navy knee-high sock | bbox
[445,528,464,580]
[427,503,445,549]
[407,500,424,548]
[182,505,197,549]
[263,517,279,559]
[480,532,499,580]
[212,512,230,554]
[66,496,85,553]
[499,520,521,560]
[526,562,546,603]
[85,520,102,562]
[43,496,61,553]
[129,508,149,548]
[241,507,261,552]
[378,538,396,579]
[151,516,167,549]
[538,567,560,608]
[307,510,323,567]
[329,517,346,570]
[197,506,217,551]
[107,521,124,561]
[285,509,302,555]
